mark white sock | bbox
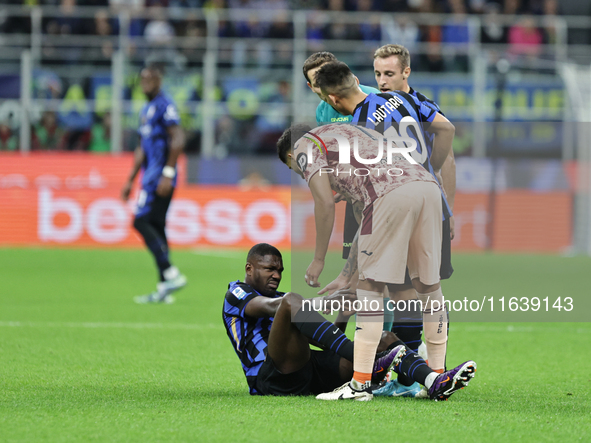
[417,288,448,371]
[163,266,180,281]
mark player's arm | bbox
[121,145,145,201]
[441,148,456,239]
[157,124,186,197]
[427,113,455,173]
[306,171,335,287]
[244,295,284,318]
[318,200,362,295]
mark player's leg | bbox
[406,181,447,372]
[318,195,408,401]
[389,282,423,354]
[133,192,172,282]
[342,201,359,260]
[374,337,476,401]
[440,215,454,370]
[148,191,187,293]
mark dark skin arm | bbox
[156,124,186,197]
[121,145,145,201]
[441,149,456,239]
[244,295,284,318]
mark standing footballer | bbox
[121,64,187,304]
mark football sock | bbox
[391,297,423,353]
[353,290,384,377]
[387,340,433,387]
[351,377,371,389]
[418,288,448,371]
[292,308,354,362]
[383,297,394,332]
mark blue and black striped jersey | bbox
[222,280,283,395]
[352,90,452,220]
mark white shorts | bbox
[358,181,442,286]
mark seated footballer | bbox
[222,243,475,401]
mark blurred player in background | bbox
[121,64,187,304]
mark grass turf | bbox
[0,248,590,442]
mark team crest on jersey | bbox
[297,153,307,172]
[232,286,248,300]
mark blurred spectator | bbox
[360,15,382,46]
[255,80,290,154]
[239,171,271,190]
[32,111,65,150]
[94,10,114,36]
[144,6,187,69]
[481,2,508,45]
[542,0,559,45]
[442,0,471,71]
[381,15,419,54]
[89,113,111,152]
[180,18,207,65]
[382,0,410,12]
[64,129,91,150]
[144,7,175,45]
[508,17,543,58]
[0,122,18,151]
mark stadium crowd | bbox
[0,0,579,152]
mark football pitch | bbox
[0,248,589,442]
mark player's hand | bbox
[334,193,345,203]
[156,176,173,197]
[121,181,132,201]
[317,274,350,296]
[305,259,324,287]
[321,288,357,315]
[449,215,455,240]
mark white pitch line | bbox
[0,321,223,331]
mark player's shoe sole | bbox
[428,360,477,401]
[316,382,373,401]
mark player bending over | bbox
[277,119,476,400]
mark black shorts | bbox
[255,350,345,396]
[134,189,173,224]
[342,201,454,281]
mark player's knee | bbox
[280,292,304,312]
[377,331,397,353]
[133,217,146,232]
[411,278,440,295]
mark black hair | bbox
[302,52,337,83]
[276,123,312,164]
[314,61,356,97]
[247,243,282,263]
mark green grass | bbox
[0,248,590,442]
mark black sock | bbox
[391,300,423,353]
[388,340,433,387]
[134,217,171,281]
[293,308,354,362]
